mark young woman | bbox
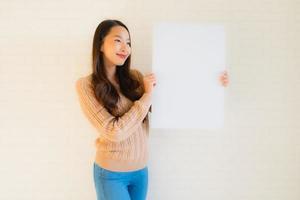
[76,19,156,200]
[75,19,229,200]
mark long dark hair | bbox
[91,19,148,122]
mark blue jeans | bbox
[93,162,148,200]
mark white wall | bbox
[0,0,299,199]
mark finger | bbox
[145,76,155,80]
[146,73,155,76]
[148,77,156,80]
[148,75,156,79]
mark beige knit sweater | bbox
[75,69,152,172]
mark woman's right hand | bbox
[143,73,156,95]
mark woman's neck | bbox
[103,56,118,82]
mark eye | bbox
[115,39,121,42]
[127,42,131,47]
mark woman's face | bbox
[100,25,131,67]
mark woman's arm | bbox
[131,69,152,113]
[75,76,152,142]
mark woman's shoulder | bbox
[75,74,93,91]
[77,73,92,82]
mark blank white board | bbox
[150,22,226,130]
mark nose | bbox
[121,44,130,54]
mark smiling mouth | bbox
[116,54,127,59]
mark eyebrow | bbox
[113,35,130,41]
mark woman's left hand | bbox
[219,70,229,87]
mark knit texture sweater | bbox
[75,69,152,172]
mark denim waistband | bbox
[94,162,148,174]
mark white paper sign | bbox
[150,22,226,130]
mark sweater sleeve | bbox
[75,76,152,142]
[131,69,152,113]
